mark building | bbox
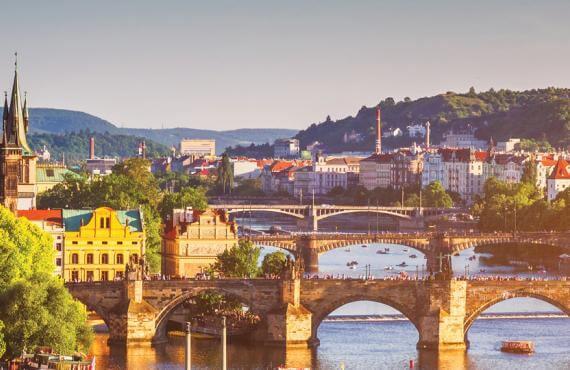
[441,126,488,149]
[274,138,300,158]
[536,156,558,191]
[62,207,145,282]
[232,158,261,180]
[547,159,570,201]
[391,149,424,188]
[0,63,37,211]
[86,158,116,176]
[383,127,404,138]
[497,139,521,153]
[260,160,309,194]
[359,153,393,190]
[407,123,426,138]
[179,139,216,157]
[19,209,65,277]
[162,208,238,277]
[36,163,79,193]
[293,155,362,196]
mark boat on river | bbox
[384,265,394,270]
[397,262,408,267]
[361,244,368,248]
[409,254,417,259]
[500,340,534,354]
[377,250,387,254]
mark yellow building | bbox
[162,208,238,277]
[63,207,145,282]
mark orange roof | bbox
[474,151,488,161]
[548,159,570,180]
[540,158,557,167]
[19,209,63,226]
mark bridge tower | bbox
[297,235,320,274]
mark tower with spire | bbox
[0,54,37,212]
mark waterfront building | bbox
[547,159,570,201]
[260,160,309,194]
[179,139,216,157]
[536,155,558,191]
[391,149,423,188]
[0,63,37,211]
[485,153,527,184]
[359,153,393,190]
[421,150,444,186]
[232,157,261,180]
[274,138,300,158]
[62,207,145,282]
[36,163,79,193]
[293,155,362,196]
[19,209,65,277]
[440,148,486,204]
[162,208,238,277]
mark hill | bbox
[28,131,170,164]
[28,108,297,154]
[293,88,570,152]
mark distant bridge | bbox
[247,232,570,274]
[211,204,459,231]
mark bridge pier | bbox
[416,280,468,351]
[298,236,319,274]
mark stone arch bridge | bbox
[67,278,570,351]
[211,204,456,231]
[249,232,570,274]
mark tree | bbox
[217,154,234,195]
[0,207,54,290]
[0,207,92,360]
[211,240,260,278]
[261,251,287,276]
[520,158,538,186]
[159,186,208,220]
[423,181,453,208]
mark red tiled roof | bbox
[362,153,394,163]
[548,159,570,180]
[474,151,488,161]
[19,209,63,226]
[540,158,557,167]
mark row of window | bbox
[70,240,138,245]
[70,253,136,265]
[70,270,124,282]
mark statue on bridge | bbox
[125,254,148,281]
[281,254,304,280]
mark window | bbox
[46,168,55,177]
[86,271,94,282]
[56,258,62,266]
[116,253,124,264]
[71,271,79,281]
[132,241,138,245]
[101,271,109,281]
[106,217,110,228]
[87,241,93,245]
[55,243,62,251]
[102,241,108,245]
[101,253,109,264]
[86,253,94,264]
[100,218,105,228]
[72,241,78,245]
[71,253,79,264]
[117,241,123,245]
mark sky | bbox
[1,0,569,131]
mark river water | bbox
[89,217,570,368]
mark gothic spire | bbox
[6,54,33,154]
[2,92,7,144]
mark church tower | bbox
[0,56,37,212]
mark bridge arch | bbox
[315,209,412,222]
[464,291,570,333]
[153,287,261,342]
[226,208,306,220]
[315,239,431,255]
[309,295,420,344]
[451,238,570,254]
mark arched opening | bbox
[466,297,570,356]
[230,210,303,234]
[318,242,427,278]
[317,211,404,232]
[154,289,262,342]
[315,300,419,368]
[453,243,566,278]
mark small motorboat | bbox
[346,261,359,267]
[500,340,534,354]
[384,265,394,271]
[384,247,390,252]
[377,250,387,254]
[403,248,409,252]
[397,262,408,268]
[409,254,417,259]
[361,244,368,248]
[349,265,357,270]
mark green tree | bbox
[159,186,208,220]
[0,321,5,359]
[0,207,54,290]
[520,158,538,186]
[211,240,260,278]
[261,251,287,276]
[217,154,234,195]
[423,181,453,208]
[0,207,92,360]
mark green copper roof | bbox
[62,208,143,232]
[36,166,80,183]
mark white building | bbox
[407,124,426,138]
[86,158,116,176]
[274,138,300,158]
[441,127,488,149]
[497,139,521,153]
[232,158,261,180]
[382,127,404,138]
[179,139,216,157]
[547,159,570,201]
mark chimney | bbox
[141,141,147,159]
[89,137,95,159]
[375,106,382,154]
[425,121,431,148]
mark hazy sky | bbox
[1,1,569,131]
